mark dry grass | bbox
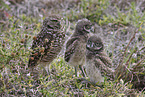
[0,0,145,96]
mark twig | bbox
[125,48,137,66]
[133,56,145,69]
[119,29,139,66]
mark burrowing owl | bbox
[28,15,65,74]
[65,19,92,77]
[85,35,113,84]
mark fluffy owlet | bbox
[85,35,113,84]
[28,15,65,74]
[65,19,92,77]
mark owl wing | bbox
[98,52,112,67]
[28,31,53,67]
[94,52,113,74]
[31,31,53,49]
[64,37,79,62]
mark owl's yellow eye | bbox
[94,43,99,47]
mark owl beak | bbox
[91,42,94,47]
[84,27,94,33]
[86,26,94,34]
[90,26,94,32]
[86,44,90,48]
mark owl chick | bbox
[85,35,113,84]
[65,19,92,77]
[28,15,65,74]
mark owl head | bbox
[43,15,62,29]
[75,19,93,35]
[86,35,104,52]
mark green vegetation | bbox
[0,0,145,96]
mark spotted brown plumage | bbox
[85,35,113,84]
[28,15,65,70]
[65,19,92,77]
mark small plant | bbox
[0,0,145,96]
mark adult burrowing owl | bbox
[65,19,92,77]
[28,15,65,74]
[85,35,113,84]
